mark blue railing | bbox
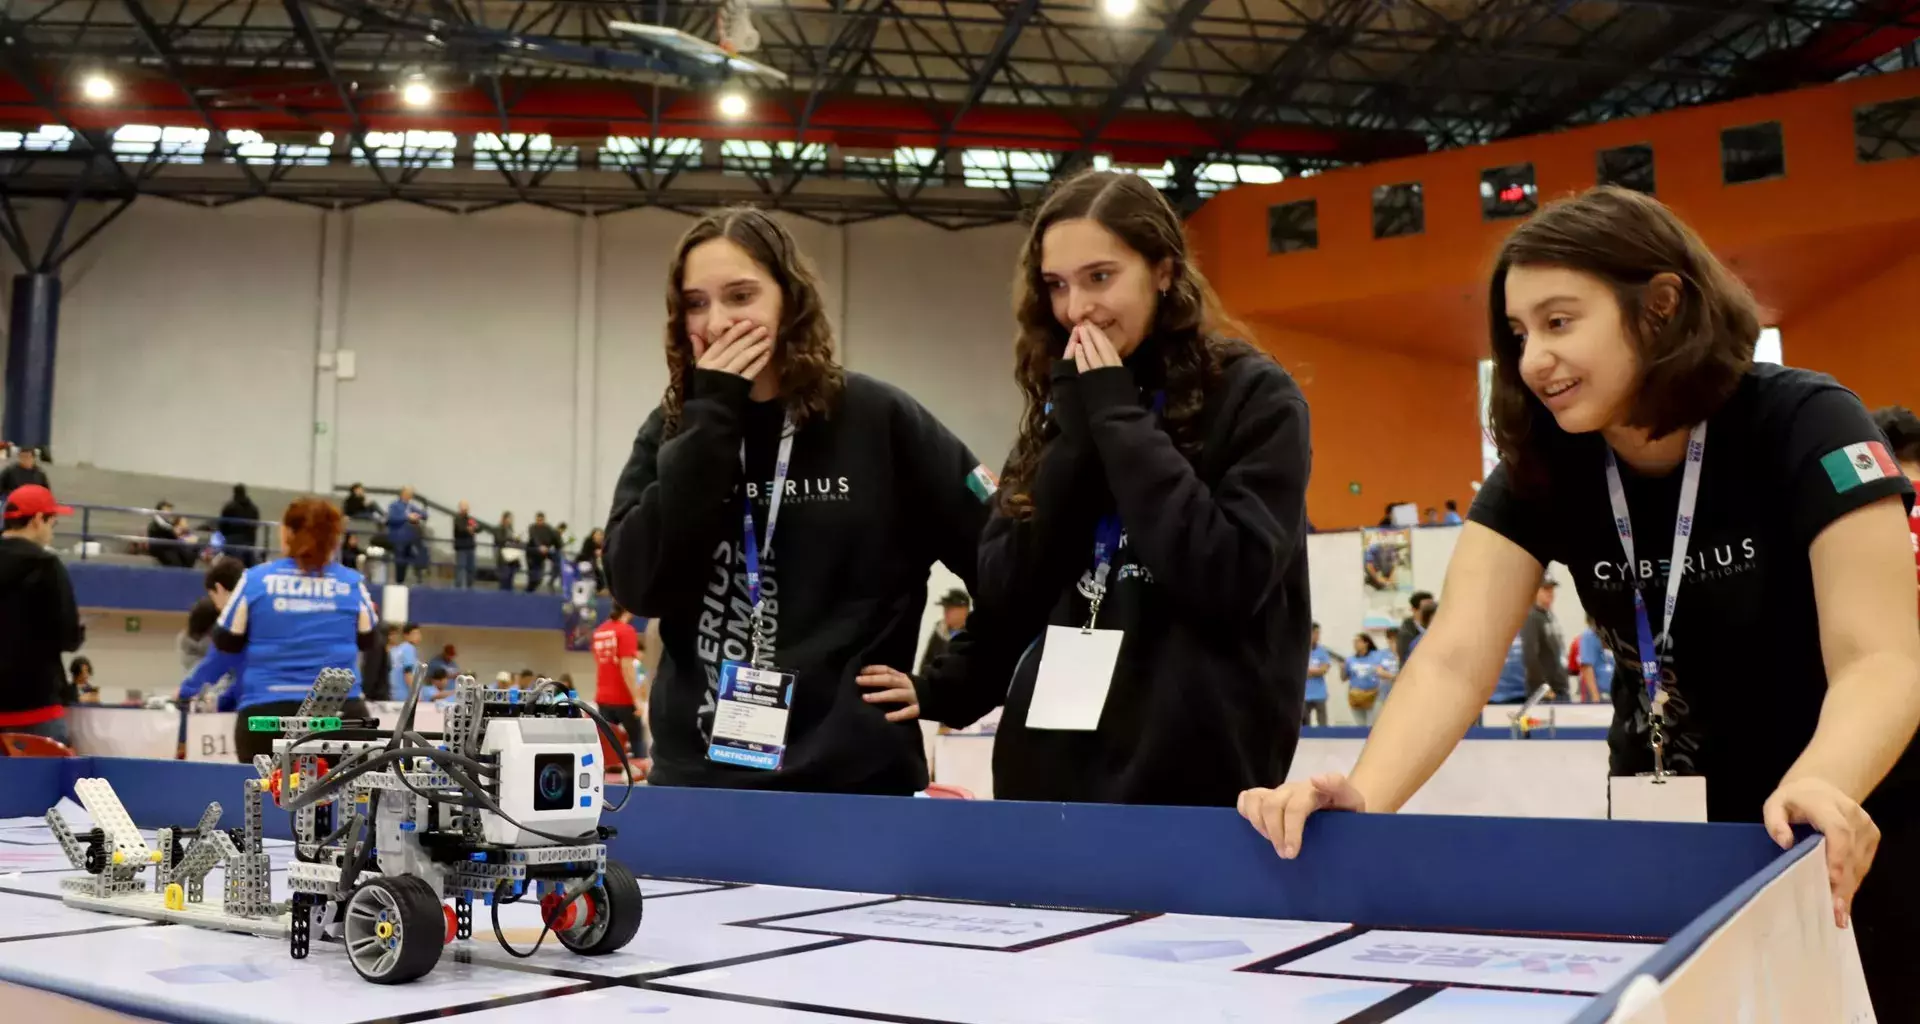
[53,501,278,564]
[50,499,602,593]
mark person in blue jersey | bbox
[1341,634,1397,726]
[1488,630,1529,704]
[1303,623,1332,727]
[1577,613,1615,702]
[178,498,379,763]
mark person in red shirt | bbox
[1872,407,1920,617]
[593,603,648,775]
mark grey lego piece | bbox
[43,806,87,871]
[291,668,355,729]
[252,754,277,780]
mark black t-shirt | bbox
[1471,364,1918,825]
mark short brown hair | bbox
[1488,186,1758,492]
[658,206,844,437]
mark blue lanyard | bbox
[1079,390,1165,628]
[740,413,795,661]
[1603,422,1707,710]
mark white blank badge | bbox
[1608,774,1707,823]
[1025,625,1124,731]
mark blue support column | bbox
[3,272,60,452]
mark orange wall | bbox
[1190,67,1920,341]
[1187,68,1920,529]
[1255,322,1481,530]
[1787,248,1920,412]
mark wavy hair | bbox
[281,498,343,573]
[658,207,844,436]
[1488,186,1757,493]
[999,170,1257,516]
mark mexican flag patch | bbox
[1820,441,1899,493]
[965,464,999,503]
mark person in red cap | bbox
[0,484,86,746]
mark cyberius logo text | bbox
[1354,943,1621,975]
[744,476,852,506]
[1590,538,1757,590]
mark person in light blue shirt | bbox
[1489,630,1529,703]
[1442,499,1463,525]
[1304,623,1333,727]
[1577,615,1615,702]
[177,498,378,763]
[1342,634,1398,726]
[390,622,421,702]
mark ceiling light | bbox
[717,91,749,119]
[80,73,115,102]
[1102,0,1137,18]
[401,79,432,107]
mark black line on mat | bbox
[1333,985,1443,1024]
[0,885,68,902]
[632,936,860,981]
[641,882,741,900]
[728,895,907,928]
[1237,924,1367,971]
[359,981,604,1024]
[639,980,967,1024]
[0,922,159,943]
[1266,968,1601,998]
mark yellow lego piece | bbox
[150,851,162,863]
[112,850,125,865]
[164,883,185,910]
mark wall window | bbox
[1755,326,1783,365]
[1721,121,1785,184]
[1267,199,1318,254]
[1596,144,1656,194]
[1372,182,1424,239]
[1479,163,1537,219]
[1855,95,1920,163]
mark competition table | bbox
[0,757,1867,1024]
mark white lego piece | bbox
[73,778,155,865]
[61,890,291,937]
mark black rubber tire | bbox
[345,876,445,985]
[554,860,643,956]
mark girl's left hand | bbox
[856,666,921,722]
[1762,776,1881,927]
[1071,323,1122,373]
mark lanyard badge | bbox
[714,414,799,771]
[1072,389,1165,631]
[1603,422,1706,779]
[739,415,795,666]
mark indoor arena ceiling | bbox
[0,0,1915,225]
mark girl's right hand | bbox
[694,321,773,381]
[1237,773,1369,859]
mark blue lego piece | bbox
[399,822,415,831]
[580,753,593,768]
[579,795,592,808]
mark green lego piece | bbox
[247,715,341,732]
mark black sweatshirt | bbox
[0,535,86,715]
[604,368,992,795]
[945,341,1312,807]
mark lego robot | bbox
[48,668,644,985]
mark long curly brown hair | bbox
[659,207,845,436]
[999,170,1257,516]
